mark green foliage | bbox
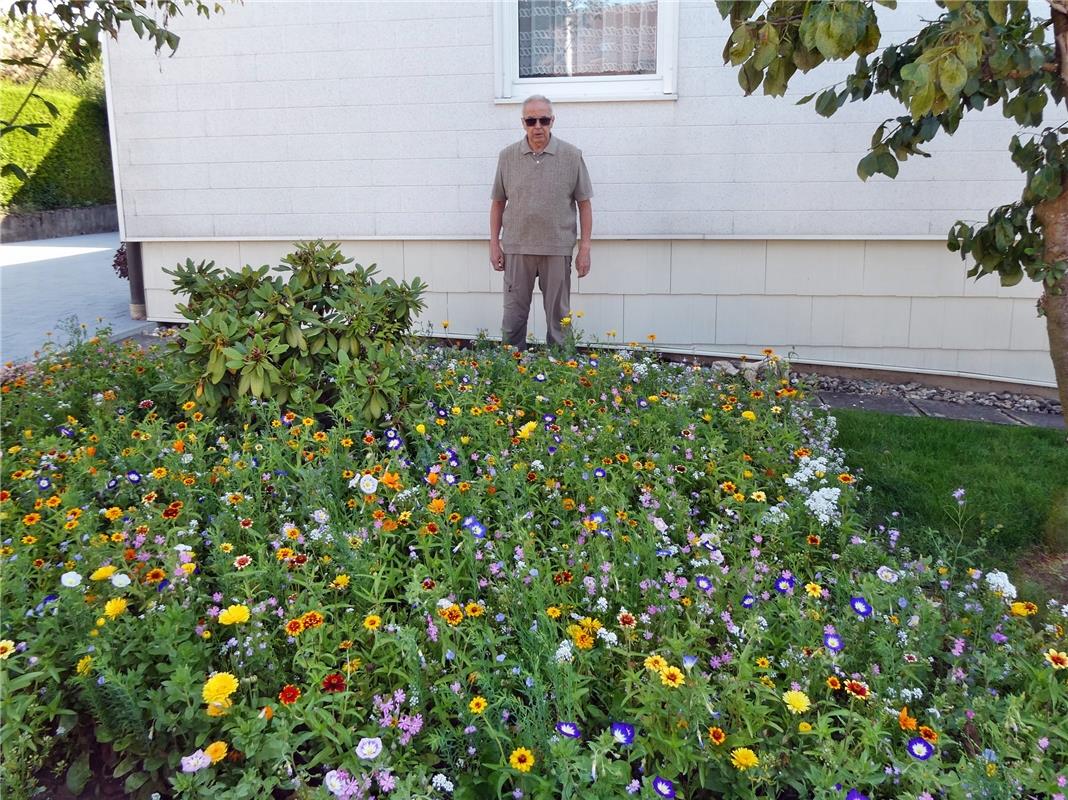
[163,240,427,416]
[0,82,113,210]
[716,0,1066,289]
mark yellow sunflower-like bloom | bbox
[202,672,239,705]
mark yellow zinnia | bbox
[782,690,811,715]
[104,597,128,619]
[469,696,487,714]
[90,565,117,581]
[202,672,239,705]
[730,747,760,770]
[204,741,228,763]
[218,604,250,625]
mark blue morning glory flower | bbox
[652,776,675,798]
[126,470,142,484]
[387,437,403,451]
[594,468,606,478]
[741,594,756,609]
[554,721,581,739]
[823,632,844,653]
[637,398,649,408]
[775,574,795,594]
[611,722,635,745]
[845,790,869,800]
[384,428,398,439]
[850,596,873,618]
[36,477,51,491]
[906,737,935,761]
[682,655,698,669]
[695,575,713,592]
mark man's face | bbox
[522,101,554,150]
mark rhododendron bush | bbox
[0,332,1064,800]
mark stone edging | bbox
[0,204,118,242]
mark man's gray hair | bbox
[521,95,553,114]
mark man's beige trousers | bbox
[501,254,572,349]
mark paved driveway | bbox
[0,232,143,364]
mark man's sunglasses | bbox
[523,116,553,127]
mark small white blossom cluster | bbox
[785,455,832,491]
[554,639,574,663]
[431,773,454,793]
[804,486,841,527]
[596,627,619,646]
[760,506,789,527]
[984,570,1018,600]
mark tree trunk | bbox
[1039,2,1068,433]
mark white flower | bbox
[358,474,379,495]
[110,573,132,588]
[60,571,82,588]
[355,736,383,760]
[984,570,1017,600]
[554,639,574,663]
[876,566,899,584]
[431,773,454,793]
[324,770,346,793]
[803,486,841,526]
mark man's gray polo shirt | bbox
[491,135,593,257]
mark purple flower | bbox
[695,575,713,592]
[125,470,142,484]
[849,596,873,618]
[555,721,581,739]
[652,776,676,798]
[823,632,843,653]
[611,722,635,745]
[906,737,935,761]
[845,791,869,800]
[775,574,795,594]
[594,468,606,478]
[741,594,756,608]
[180,749,210,773]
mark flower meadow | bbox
[0,331,1065,800]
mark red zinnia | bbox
[321,673,346,693]
[843,679,871,700]
[278,684,301,705]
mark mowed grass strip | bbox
[832,409,1068,561]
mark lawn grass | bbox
[832,409,1068,565]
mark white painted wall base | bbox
[141,238,1053,388]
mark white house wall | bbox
[107,1,1053,386]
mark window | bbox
[494,0,679,103]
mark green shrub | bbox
[1,82,114,211]
[163,240,427,415]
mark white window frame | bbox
[493,0,679,103]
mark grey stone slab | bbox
[818,391,920,416]
[1003,409,1067,430]
[911,398,1018,425]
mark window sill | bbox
[494,93,677,104]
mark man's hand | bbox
[490,241,504,272]
[576,243,591,278]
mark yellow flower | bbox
[741,410,757,421]
[204,741,228,763]
[798,721,812,733]
[509,747,535,772]
[76,655,93,675]
[218,604,250,625]
[469,695,488,714]
[1010,601,1038,617]
[643,654,668,673]
[180,562,197,575]
[730,747,760,770]
[363,614,382,631]
[331,574,350,589]
[90,565,117,581]
[415,424,426,435]
[805,583,822,598]
[782,690,811,715]
[205,696,232,716]
[202,672,239,705]
[104,598,128,619]
[1045,648,1068,669]
[659,666,686,688]
[546,606,562,619]
[0,640,15,660]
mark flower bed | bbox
[0,335,1065,800]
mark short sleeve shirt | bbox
[491,135,593,256]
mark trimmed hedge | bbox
[1,83,115,211]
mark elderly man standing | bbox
[490,95,593,350]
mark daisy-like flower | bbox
[508,747,535,772]
[555,721,581,739]
[707,726,727,745]
[611,722,635,745]
[469,696,487,714]
[782,690,811,714]
[278,684,301,705]
[906,736,935,761]
[321,673,346,693]
[730,747,759,770]
[659,666,686,688]
[849,596,873,617]
[363,614,382,631]
[652,776,676,798]
[218,604,250,625]
[1045,648,1068,670]
[843,679,871,700]
[0,640,15,660]
[805,582,822,598]
[202,672,239,705]
[643,654,668,673]
[233,554,252,570]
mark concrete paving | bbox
[820,389,1065,429]
[0,232,148,364]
